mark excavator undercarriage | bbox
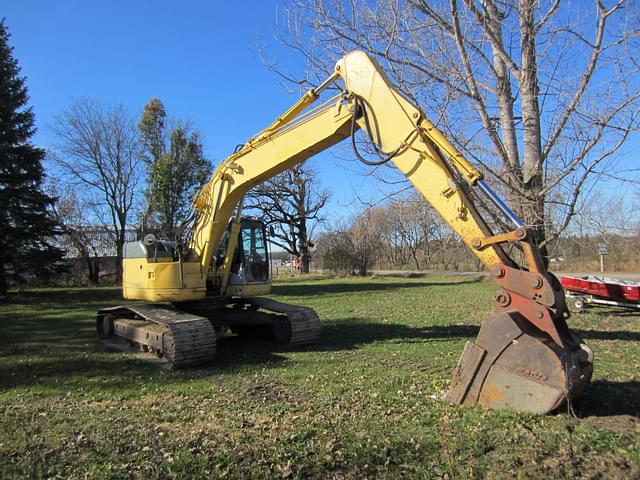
[97,297,320,369]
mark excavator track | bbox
[178,296,322,345]
[241,297,321,345]
[97,304,216,369]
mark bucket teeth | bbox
[446,341,486,405]
[445,312,593,414]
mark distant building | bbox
[60,225,137,259]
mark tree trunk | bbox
[484,1,521,209]
[298,216,311,274]
[86,257,100,285]
[0,263,7,298]
[519,0,548,263]
[300,252,311,274]
[115,211,128,285]
[411,248,420,270]
[115,232,125,285]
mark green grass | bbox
[0,277,638,479]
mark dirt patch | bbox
[540,452,638,480]
[582,414,639,436]
[567,450,639,480]
[485,443,640,480]
[245,379,302,404]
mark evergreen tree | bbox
[139,98,211,239]
[0,20,65,295]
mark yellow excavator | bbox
[97,51,593,414]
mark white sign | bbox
[598,243,608,255]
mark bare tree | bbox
[275,0,640,256]
[51,99,142,282]
[315,228,357,274]
[350,207,387,275]
[572,190,639,238]
[246,164,329,273]
[385,192,442,270]
[48,183,103,284]
[549,190,640,269]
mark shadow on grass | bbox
[574,329,640,342]
[271,277,485,296]
[6,288,122,306]
[0,308,102,355]
[0,288,131,355]
[0,349,290,393]
[0,289,290,391]
[306,321,479,351]
[0,336,290,392]
[574,306,640,318]
[573,380,640,417]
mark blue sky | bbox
[3,0,365,221]
[6,1,294,146]
[4,1,638,231]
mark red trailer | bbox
[560,275,640,311]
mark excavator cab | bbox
[211,218,271,297]
[230,219,270,285]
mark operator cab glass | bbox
[238,220,269,283]
[217,219,269,287]
[214,228,231,268]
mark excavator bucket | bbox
[445,311,593,414]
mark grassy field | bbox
[0,276,638,479]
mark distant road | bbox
[370,270,488,278]
[370,270,640,282]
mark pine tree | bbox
[0,20,65,295]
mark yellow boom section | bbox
[334,51,499,267]
[190,96,354,274]
[188,50,500,276]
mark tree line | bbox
[315,192,491,275]
[314,192,640,275]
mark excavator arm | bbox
[130,51,593,413]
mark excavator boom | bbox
[110,51,592,413]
